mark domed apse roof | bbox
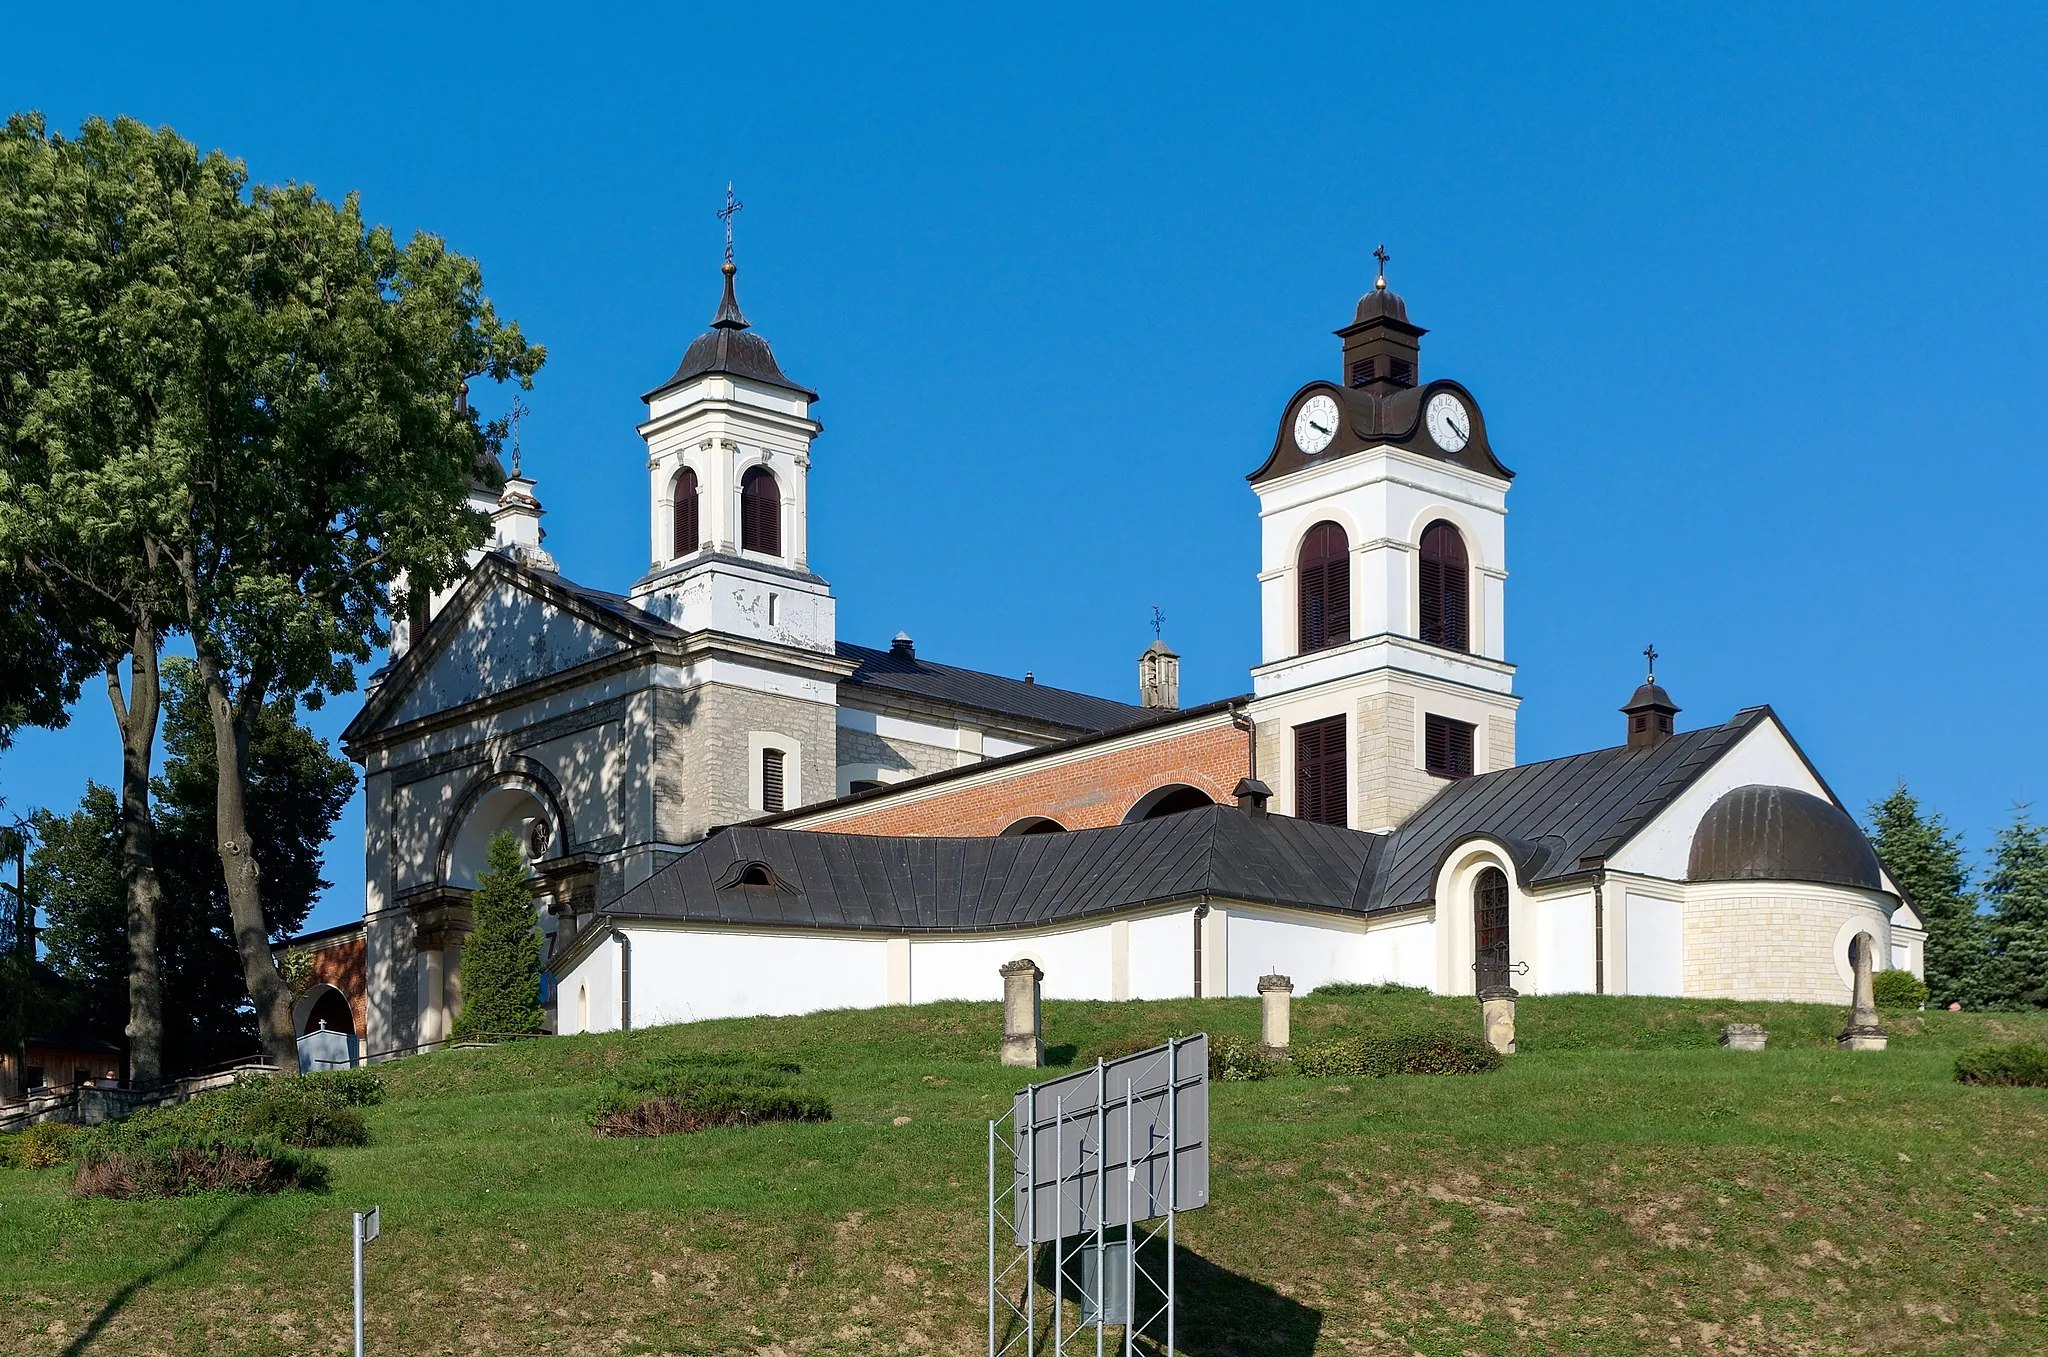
[1687,784,1882,889]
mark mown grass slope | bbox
[3,992,2045,1356]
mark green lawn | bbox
[3,992,2045,1356]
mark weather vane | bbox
[508,395,529,477]
[1644,643,1658,682]
[1151,604,1165,640]
[718,182,744,265]
[1373,242,1390,290]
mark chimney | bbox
[1233,778,1272,815]
[1138,638,1180,709]
[890,631,915,660]
[1620,647,1679,749]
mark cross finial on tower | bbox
[508,395,530,478]
[1373,243,1391,291]
[1644,643,1658,682]
[718,182,744,268]
[1151,604,1165,640]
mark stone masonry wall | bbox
[1355,692,1446,830]
[659,681,837,841]
[1683,885,1892,1004]
[836,724,961,785]
[794,720,1250,836]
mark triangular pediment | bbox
[348,557,661,743]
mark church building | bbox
[311,246,1926,1057]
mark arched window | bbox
[1297,521,1350,654]
[1124,785,1216,822]
[1000,816,1067,836]
[672,467,700,557]
[1418,520,1469,652]
[1473,867,1511,994]
[740,466,781,556]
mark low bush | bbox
[96,1069,382,1151]
[588,1051,830,1138]
[1954,1042,2048,1088]
[1293,1026,1504,1079]
[1310,981,1431,998]
[72,1136,328,1200]
[1872,970,1930,1010]
[1209,1035,1272,1082]
[0,1121,80,1169]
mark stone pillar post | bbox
[1838,932,1889,1051]
[1479,986,1517,1056]
[1258,974,1293,1053]
[1000,959,1044,1067]
[419,947,445,1047]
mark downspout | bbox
[1192,903,1210,998]
[1592,869,1607,996]
[613,931,632,1031]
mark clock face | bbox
[1425,392,1471,452]
[1293,394,1340,455]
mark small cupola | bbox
[1621,645,1680,749]
[1337,245,1427,393]
[890,631,915,660]
[1138,637,1180,710]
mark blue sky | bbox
[3,4,2045,930]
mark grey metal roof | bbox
[1372,708,1770,910]
[838,641,1152,733]
[604,805,1386,934]
[1688,784,1882,890]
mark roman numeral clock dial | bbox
[1293,393,1340,454]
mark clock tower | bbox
[1243,264,1521,831]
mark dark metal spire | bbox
[711,183,749,330]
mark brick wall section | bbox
[1683,887,1890,1004]
[795,721,1251,837]
[304,936,369,1039]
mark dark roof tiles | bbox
[838,641,1151,734]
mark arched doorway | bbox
[1123,785,1216,823]
[447,783,556,887]
[1473,867,1511,995]
[295,984,360,1071]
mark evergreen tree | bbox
[448,832,547,1041]
[1866,785,1985,1007]
[1981,810,2048,1010]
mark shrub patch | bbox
[95,1069,383,1151]
[1954,1042,2048,1088]
[1293,1026,1504,1078]
[588,1051,830,1137]
[1872,970,1930,1010]
[72,1137,328,1200]
[0,1121,80,1169]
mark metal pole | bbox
[1095,1060,1106,1357]
[1054,1094,1064,1354]
[1167,1039,1178,1357]
[1123,1074,1135,1357]
[987,1118,997,1357]
[352,1211,365,1357]
[1025,1085,1036,1356]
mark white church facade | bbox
[321,251,1925,1056]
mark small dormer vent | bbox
[715,859,794,892]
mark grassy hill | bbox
[4,991,2046,1356]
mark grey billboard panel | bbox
[1011,1034,1208,1245]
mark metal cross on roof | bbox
[1373,242,1391,289]
[1151,604,1165,639]
[508,395,529,477]
[1644,643,1658,681]
[718,182,744,265]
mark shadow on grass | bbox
[62,1197,255,1356]
[1045,1044,1080,1067]
[1011,1238,1321,1356]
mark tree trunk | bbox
[189,639,298,1069]
[107,627,167,1089]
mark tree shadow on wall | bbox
[1013,1237,1321,1357]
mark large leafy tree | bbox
[30,659,356,1072]
[447,832,547,1042]
[1980,811,2048,1010]
[1866,786,1985,1008]
[0,113,541,1069]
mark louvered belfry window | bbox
[1473,866,1511,994]
[1297,521,1351,655]
[673,467,700,557]
[740,466,781,556]
[761,748,786,814]
[1293,716,1347,827]
[1425,713,1476,778]
[1349,357,1376,388]
[1417,520,1470,651]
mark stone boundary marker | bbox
[1258,973,1293,1053]
[1719,1022,1768,1050]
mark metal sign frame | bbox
[988,1034,1208,1355]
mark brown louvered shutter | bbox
[673,468,700,556]
[1297,522,1350,654]
[1418,520,1469,652]
[741,466,781,556]
[1293,716,1347,826]
[761,748,785,813]
[1425,714,1475,778]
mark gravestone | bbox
[1258,973,1293,1053]
[1838,933,1889,1052]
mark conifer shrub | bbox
[72,1136,328,1200]
[448,830,548,1041]
[0,1121,80,1169]
[1292,1026,1503,1078]
[1872,969,1931,1010]
[587,1050,830,1137]
[1954,1042,2048,1088]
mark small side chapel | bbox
[307,239,1926,1059]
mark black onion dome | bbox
[645,263,816,401]
[1687,785,1882,889]
[1353,284,1411,325]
